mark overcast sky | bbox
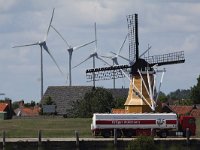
[0,0,200,102]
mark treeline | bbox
[159,89,191,104]
[159,75,200,105]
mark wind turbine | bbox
[12,8,63,100]
[73,22,110,87]
[50,25,95,86]
[100,34,129,88]
[101,34,129,65]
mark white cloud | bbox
[1,0,200,101]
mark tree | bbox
[168,89,191,100]
[67,87,115,118]
[191,75,200,104]
[44,96,55,105]
[114,97,126,109]
[158,91,168,102]
[12,101,19,110]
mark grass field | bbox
[0,117,199,138]
[0,117,92,138]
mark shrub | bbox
[127,136,157,150]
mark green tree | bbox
[158,91,168,102]
[114,97,126,109]
[168,89,191,100]
[12,101,19,110]
[44,96,55,105]
[191,75,200,104]
[67,87,115,118]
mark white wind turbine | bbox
[50,25,95,86]
[73,22,110,87]
[101,34,129,88]
[12,8,63,100]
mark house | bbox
[0,100,13,119]
[41,86,129,115]
[170,105,194,116]
[190,109,200,118]
[165,104,200,118]
[14,101,40,117]
[0,103,8,120]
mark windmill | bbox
[102,36,152,89]
[86,14,185,113]
[12,8,63,100]
[73,22,110,87]
[50,25,95,86]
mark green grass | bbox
[0,117,92,138]
[0,117,200,138]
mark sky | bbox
[0,0,200,102]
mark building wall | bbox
[0,112,7,120]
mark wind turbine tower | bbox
[50,25,95,86]
[13,9,63,100]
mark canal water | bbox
[1,140,200,150]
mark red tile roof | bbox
[14,106,40,117]
[170,105,193,115]
[190,109,200,118]
[0,103,8,112]
[112,109,126,114]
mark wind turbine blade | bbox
[43,45,64,75]
[139,45,152,58]
[100,55,112,59]
[96,56,111,66]
[51,25,70,48]
[73,55,92,69]
[12,42,38,48]
[117,33,128,56]
[94,22,97,52]
[44,8,55,41]
[110,51,129,62]
[73,40,95,51]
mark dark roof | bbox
[41,86,93,115]
[108,88,128,99]
[41,86,129,115]
[161,103,174,113]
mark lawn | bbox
[0,117,92,138]
[0,117,200,138]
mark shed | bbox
[41,86,129,115]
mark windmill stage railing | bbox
[144,51,185,66]
[86,65,130,81]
